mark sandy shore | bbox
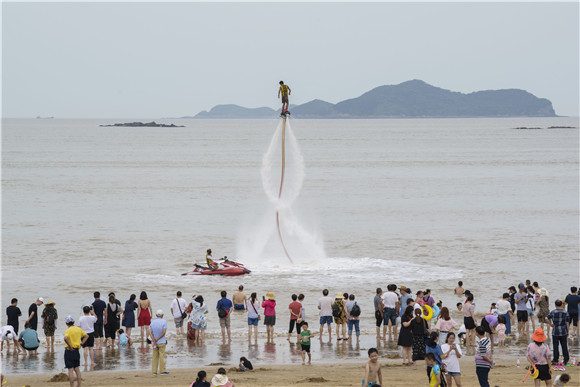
[5,358,579,387]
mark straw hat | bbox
[45,300,56,306]
[211,374,228,386]
[539,288,549,297]
[335,293,344,299]
[266,292,275,300]
[531,328,546,343]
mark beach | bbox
[2,117,579,382]
[5,358,580,386]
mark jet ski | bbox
[181,257,251,276]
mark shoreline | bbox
[4,358,580,387]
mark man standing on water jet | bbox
[278,81,291,116]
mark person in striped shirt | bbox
[474,325,493,387]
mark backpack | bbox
[217,300,228,318]
[350,302,361,317]
[332,302,342,318]
[45,310,55,326]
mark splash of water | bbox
[237,118,326,265]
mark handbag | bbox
[176,298,187,319]
[250,300,261,320]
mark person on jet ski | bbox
[206,249,218,270]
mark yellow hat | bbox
[266,292,275,300]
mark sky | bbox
[2,1,579,118]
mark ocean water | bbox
[1,116,579,372]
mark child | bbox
[300,322,314,365]
[363,347,383,387]
[496,320,506,347]
[117,329,128,347]
[456,303,463,313]
[426,353,441,387]
[553,373,570,386]
[490,303,498,316]
[211,367,235,387]
[239,356,253,371]
[190,370,210,387]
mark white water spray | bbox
[237,118,326,265]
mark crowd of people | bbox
[1,281,578,386]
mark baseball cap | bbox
[65,315,75,324]
[37,297,44,303]
[156,309,164,316]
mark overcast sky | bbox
[2,2,579,118]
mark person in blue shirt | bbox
[425,331,444,383]
[547,299,570,367]
[216,291,233,343]
[148,309,168,375]
[91,291,107,350]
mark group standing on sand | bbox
[2,280,579,387]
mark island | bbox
[99,121,185,128]
[191,80,557,119]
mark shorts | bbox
[282,96,289,104]
[464,316,476,330]
[536,364,551,381]
[104,325,117,339]
[481,318,492,334]
[300,343,310,353]
[289,319,302,334]
[191,323,205,331]
[527,308,535,317]
[81,332,95,348]
[23,345,39,351]
[64,348,81,369]
[174,316,184,328]
[375,310,383,327]
[320,316,333,325]
[219,315,231,328]
[569,312,579,327]
[264,315,276,326]
[234,304,245,310]
[383,308,397,326]
[93,322,104,338]
[248,317,258,326]
[517,310,528,322]
[446,371,461,376]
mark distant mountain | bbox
[193,80,556,118]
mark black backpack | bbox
[45,310,55,325]
[332,303,342,317]
[350,302,361,317]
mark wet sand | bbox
[4,358,580,387]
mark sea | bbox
[1,116,579,374]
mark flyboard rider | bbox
[278,81,291,116]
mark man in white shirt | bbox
[381,284,400,341]
[170,291,188,335]
[78,306,97,366]
[317,289,334,340]
[497,293,514,337]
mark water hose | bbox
[276,116,294,264]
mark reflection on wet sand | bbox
[3,334,579,376]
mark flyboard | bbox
[277,110,294,264]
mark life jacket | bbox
[280,85,289,97]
